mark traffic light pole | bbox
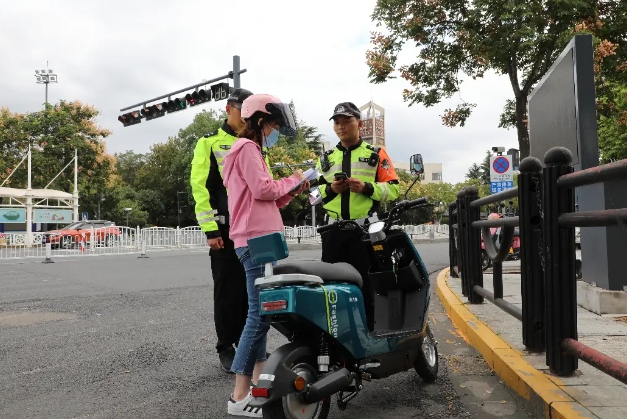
[119,55,246,112]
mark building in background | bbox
[359,101,386,149]
[393,161,443,184]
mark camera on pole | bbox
[118,55,247,127]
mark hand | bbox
[346,178,366,194]
[208,237,224,250]
[292,170,305,181]
[330,179,349,194]
[289,180,310,196]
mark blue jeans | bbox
[231,247,270,376]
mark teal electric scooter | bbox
[246,196,438,419]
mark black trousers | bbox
[210,225,248,354]
[321,227,375,331]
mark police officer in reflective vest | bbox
[315,102,400,330]
[190,88,271,372]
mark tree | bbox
[465,163,482,180]
[114,150,146,189]
[0,101,116,217]
[479,151,492,185]
[574,5,627,162]
[365,1,623,159]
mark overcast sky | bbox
[1,0,520,183]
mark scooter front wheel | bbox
[414,324,438,382]
[263,357,331,419]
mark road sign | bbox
[490,181,515,194]
[490,154,514,182]
[82,212,88,221]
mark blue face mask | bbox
[265,128,279,148]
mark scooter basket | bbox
[368,259,424,297]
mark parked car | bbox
[43,220,120,249]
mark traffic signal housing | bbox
[140,104,166,121]
[118,111,142,127]
[185,89,212,107]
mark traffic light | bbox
[118,111,142,127]
[185,89,212,107]
[173,97,186,111]
[140,104,166,121]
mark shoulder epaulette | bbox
[204,130,218,138]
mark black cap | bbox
[227,88,253,104]
[329,102,361,120]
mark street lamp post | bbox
[34,62,58,106]
[124,208,132,227]
[177,191,187,228]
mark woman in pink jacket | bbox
[222,94,309,417]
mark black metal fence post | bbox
[518,156,545,353]
[543,147,578,376]
[448,203,459,278]
[456,189,470,297]
[465,186,484,304]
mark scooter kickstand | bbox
[336,375,362,411]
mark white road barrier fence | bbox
[0,224,447,260]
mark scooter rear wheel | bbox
[263,358,331,419]
[414,324,438,382]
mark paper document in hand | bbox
[290,168,320,192]
[303,168,320,182]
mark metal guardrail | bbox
[0,223,445,260]
[449,146,627,384]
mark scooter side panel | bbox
[260,284,378,359]
[261,283,421,360]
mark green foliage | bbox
[365,0,622,159]
[0,101,115,217]
[465,163,482,181]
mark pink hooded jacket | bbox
[222,138,301,248]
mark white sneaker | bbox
[227,393,262,417]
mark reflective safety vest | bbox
[190,121,270,238]
[315,140,400,221]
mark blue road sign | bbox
[490,181,515,194]
[492,156,510,174]
[82,212,88,221]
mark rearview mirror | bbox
[410,154,424,175]
[309,187,323,206]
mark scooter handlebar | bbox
[316,197,428,235]
[316,223,337,234]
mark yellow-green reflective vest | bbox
[190,121,270,238]
[315,140,399,221]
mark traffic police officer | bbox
[190,88,271,372]
[315,102,400,331]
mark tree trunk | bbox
[516,95,531,159]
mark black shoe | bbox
[219,346,236,373]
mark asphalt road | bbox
[0,243,531,418]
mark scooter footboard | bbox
[248,343,315,407]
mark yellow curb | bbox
[436,268,597,419]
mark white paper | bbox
[303,168,320,182]
[290,168,320,192]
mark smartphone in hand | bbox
[334,172,347,182]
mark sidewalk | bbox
[437,268,627,419]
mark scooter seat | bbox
[273,261,363,288]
